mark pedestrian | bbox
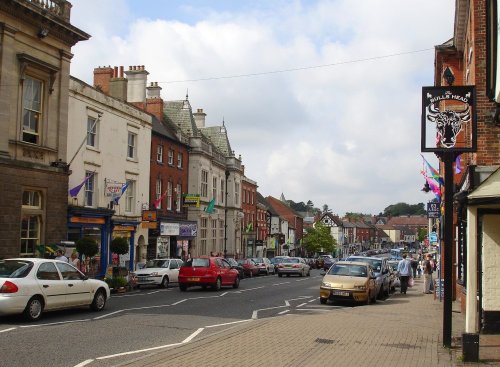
[410,257,418,278]
[70,252,80,269]
[417,260,422,278]
[423,254,434,294]
[397,253,413,295]
[55,249,69,263]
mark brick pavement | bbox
[119,278,499,367]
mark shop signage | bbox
[160,222,180,236]
[142,210,157,221]
[183,194,200,207]
[113,225,134,231]
[179,223,197,237]
[70,217,105,224]
[105,181,124,198]
[142,222,158,229]
[427,202,440,218]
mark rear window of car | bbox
[0,260,33,278]
[183,258,210,268]
[349,257,382,272]
[282,258,300,263]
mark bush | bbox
[110,237,129,255]
[104,276,128,289]
[76,237,99,258]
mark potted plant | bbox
[76,236,99,277]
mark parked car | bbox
[225,257,245,279]
[0,258,110,321]
[346,256,391,299]
[237,258,260,277]
[131,258,184,288]
[276,257,311,277]
[251,257,275,275]
[270,256,289,270]
[322,255,336,271]
[178,257,239,291]
[319,261,377,305]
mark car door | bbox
[55,262,92,306]
[35,262,67,309]
[168,260,180,283]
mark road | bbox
[0,269,339,367]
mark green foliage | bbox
[344,212,369,222]
[76,236,99,258]
[383,202,426,217]
[104,276,128,289]
[110,237,129,255]
[418,228,427,241]
[303,222,337,254]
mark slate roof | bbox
[199,125,232,155]
[152,116,178,141]
[163,99,199,137]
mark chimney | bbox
[193,108,206,128]
[108,65,128,101]
[93,66,114,95]
[124,65,149,104]
[146,82,164,120]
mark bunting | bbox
[69,171,95,197]
[420,154,444,186]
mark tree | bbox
[322,204,332,214]
[383,202,426,217]
[110,237,129,256]
[418,228,427,242]
[303,222,337,255]
[76,236,99,258]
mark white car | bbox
[132,258,184,288]
[0,258,110,321]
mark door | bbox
[55,262,92,306]
[35,262,67,309]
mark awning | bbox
[468,167,500,205]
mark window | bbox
[167,181,173,210]
[177,152,183,168]
[86,117,98,148]
[220,179,225,204]
[200,218,208,255]
[176,183,182,212]
[201,170,208,198]
[127,132,137,159]
[125,180,135,212]
[36,262,60,280]
[20,215,40,256]
[219,219,224,239]
[212,177,217,203]
[235,182,240,205]
[84,171,96,207]
[22,76,43,144]
[22,190,41,208]
[56,262,82,280]
[168,149,174,165]
[156,178,162,209]
[157,145,163,162]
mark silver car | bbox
[277,257,311,277]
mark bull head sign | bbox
[421,86,476,153]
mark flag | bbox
[113,182,129,204]
[204,198,215,214]
[69,171,95,197]
[153,190,168,209]
[245,223,253,233]
[455,154,462,174]
[420,154,444,186]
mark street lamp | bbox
[224,169,229,258]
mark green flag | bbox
[205,198,215,214]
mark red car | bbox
[237,258,259,277]
[178,257,240,291]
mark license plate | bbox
[332,291,350,297]
[138,278,151,283]
[187,277,200,282]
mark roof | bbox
[386,216,428,226]
[199,125,232,155]
[266,196,303,218]
[163,100,199,137]
[468,166,500,203]
[152,116,178,141]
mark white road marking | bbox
[182,327,204,343]
[20,319,90,328]
[96,342,184,360]
[206,319,252,328]
[93,310,123,320]
[295,278,309,282]
[295,308,331,312]
[0,327,17,333]
[272,282,290,286]
[219,292,228,297]
[171,299,187,306]
[296,302,307,307]
[237,286,265,292]
[73,360,94,367]
[278,310,290,315]
[308,298,317,303]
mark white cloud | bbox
[69,0,454,215]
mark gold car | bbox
[319,261,377,305]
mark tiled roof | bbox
[163,100,198,137]
[199,125,232,155]
[387,216,428,226]
[152,116,178,141]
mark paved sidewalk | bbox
[120,278,499,367]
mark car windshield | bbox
[183,258,210,268]
[0,260,34,278]
[283,258,300,263]
[349,257,382,272]
[329,264,367,277]
[252,258,263,263]
[145,260,168,268]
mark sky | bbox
[69,0,454,216]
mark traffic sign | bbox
[429,232,438,242]
[427,202,440,218]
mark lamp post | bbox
[224,169,229,258]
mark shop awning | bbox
[468,167,500,205]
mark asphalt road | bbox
[0,269,338,367]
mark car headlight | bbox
[354,285,366,290]
[321,282,332,288]
[150,272,159,276]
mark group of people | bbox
[55,249,81,268]
[397,253,436,295]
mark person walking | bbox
[410,256,418,278]
[55,249,69,263]
[397,253,413,295]
[423,254,434,294]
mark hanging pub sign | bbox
[421,86,476,153]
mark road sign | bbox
[427,202,440,218]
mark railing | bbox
[24,0,72,22]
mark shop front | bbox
[111,221,139,271]
[148,221,197,260]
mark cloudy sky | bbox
[69,0,454,216]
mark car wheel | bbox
[23,296,44,321]
[213,277,222,291]
[160,276,169,289]
[91,289,107,311]
[320,297,328,305]
[179,284,187,292]
[233,276,240,289]
[278,273,283,277]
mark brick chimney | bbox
[146,82,163,120]
[93,66,114,94]
[124,65,149,104]
[109,66,128,101]
[193,108,206,128]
